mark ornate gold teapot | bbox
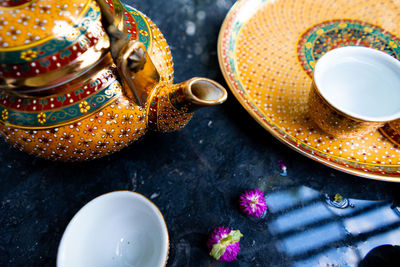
[0,0,227,161]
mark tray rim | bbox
[217,0,400,182]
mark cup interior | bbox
[57,191,169,267]
[314,46,400,122]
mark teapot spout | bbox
[148,78,227,132]
[179,77,228,110]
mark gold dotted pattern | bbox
[155,84,193,133]
[146,16,174,84]
[146,15,192,132]
[233,0,400,169]
[0,96,147,161]
[308,85,383,138]
[0,0,90,49]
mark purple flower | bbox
[239,189,268,218]
[278,160,287,176]
[207,226,243,262]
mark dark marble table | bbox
[1,0,400,266]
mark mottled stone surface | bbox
[1,0,400,266]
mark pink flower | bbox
[278,160,287,176]
[207,226,243,262]
[239,189,268,218]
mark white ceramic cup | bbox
[309,46,400,138]
[57,191,169,267]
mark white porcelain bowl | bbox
[57,191,169,267]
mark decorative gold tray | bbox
[218,0,400,181]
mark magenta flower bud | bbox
[239,189,268,218]
[207,226,243,262]
[278,160,287,176]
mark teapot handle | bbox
[96,0,126,59]
[115,40,160,106]
[96,0,160,106]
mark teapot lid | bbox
[0,0,109,91]
[0,0,152,93]
[0,0,92,51]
